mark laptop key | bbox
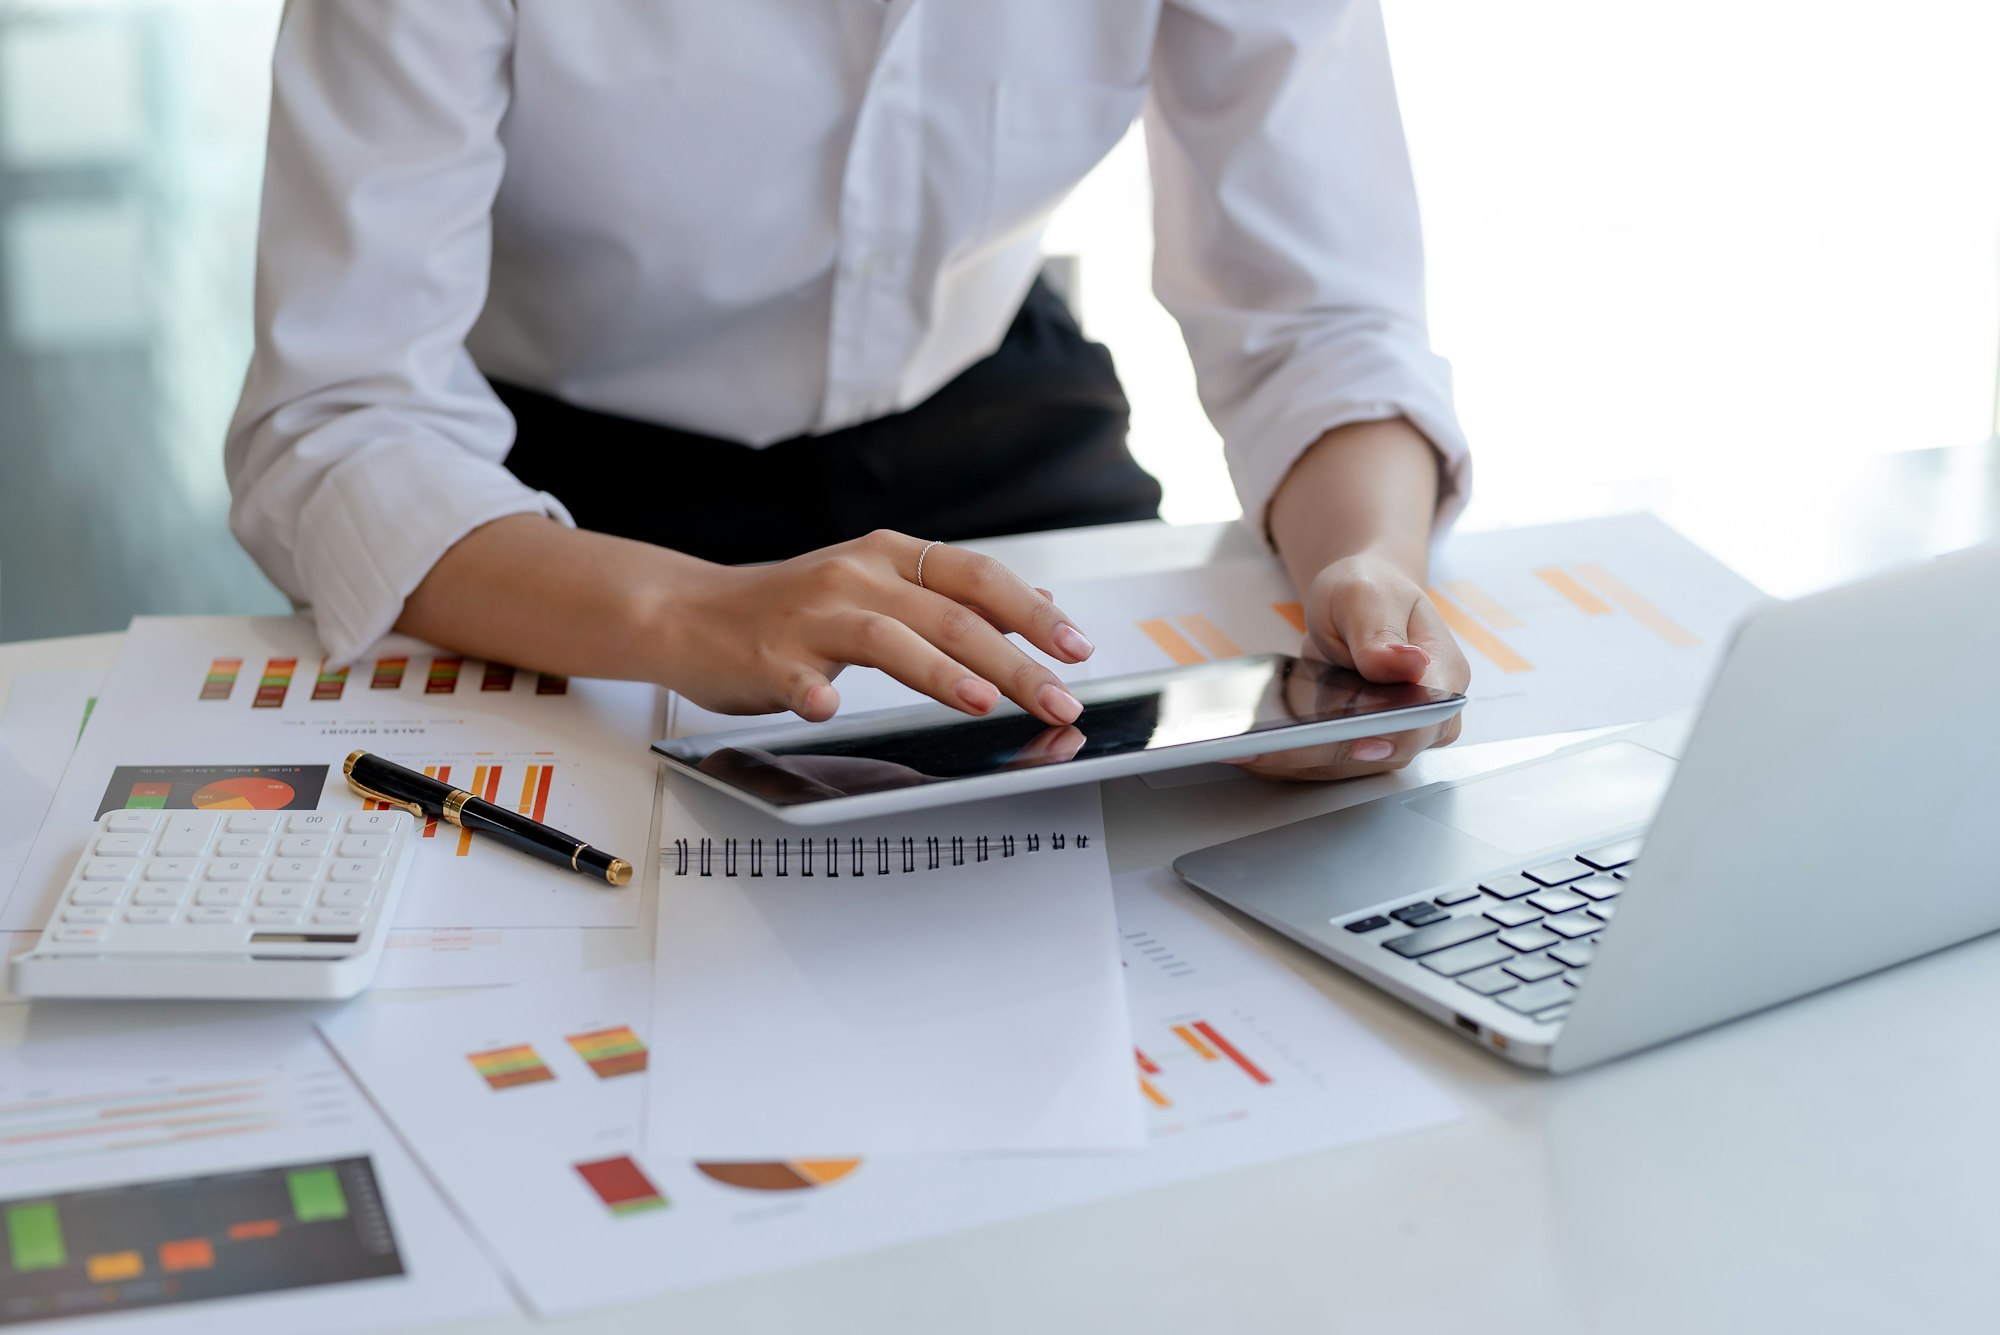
[1480,877,1540,900]
[1497,977,1576,1015]
[1382,915,1498,959]
[1503,952,1565,983]
[1578,837,1643,870]
[1343,915,1392,934]
[1536,1002,1573,1022]
[1434,886,1482,907]
[1544,910,1603,939]
[1419,937,1514,977]
[1588,903,1618,923]
[1523,860,1595,887]
[1573,876,1620,901]
[1526,887,1589,915]
[1498,924,1561,952]
[1456,964,1519,996]
[1549,940,1597,968]
[1484,902,1542,928]
[1391,902,1449,927]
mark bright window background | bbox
[1049,0,2000,525]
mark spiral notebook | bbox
[648,775,1141,1158]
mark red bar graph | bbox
[1191,1021,1271,1085]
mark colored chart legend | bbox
[480,663,517,692]
[694,1159,862,1193]
[573,1156,668,1217]
[199,658,242,701]
[467,1043,555,1090]
[252,657,297,709]
[0,1157,402,1325]
[311,662,349,701]
[566,1026,648,1079]
[369,656,407,689]
[425,657,463,695]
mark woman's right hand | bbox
[654,529,1096,725]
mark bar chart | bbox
[466,1045,556,1092]
[565,1027,648,1080]
[192,654,569,705]
[0,1157,404,1325]
[92,765,329,820]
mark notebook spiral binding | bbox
[670,831,1089,878]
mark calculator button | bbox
[225,812,281,833]
[336,835,390,858]
[188,906,242,925]
[217,834,271,857]
[94,834,149,857]
[320,884,376,908]
[156,815,220,856]
[143,859,196,881]
[267,859,317,882]
[196,883,251,907]
[105,811,163,833]
[61,906,114,923]
[250,907,303,926]
[69,883,127,906]
[328,859,382,884]
[278,833,331,857]
[124,907,177,924]
[133,884,188,907]
[52,925,107,944]
[313,907,365,927]
[209,860,260,883]
[343,812,400,835]
[82,858,139,881]
[285,813,338,833]
[257,884,313,907]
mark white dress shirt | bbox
[226,0,1469,662]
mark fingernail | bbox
[1353,737,1395,762]
[954,678,999,714]
[1391,643,1431,666]
[1052,622,1095,662]
[1038,683,1084,724]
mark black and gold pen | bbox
[344,750,633,886]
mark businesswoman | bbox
[225,0,1471,781]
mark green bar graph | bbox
[286,1168,348,1224]
[6,1201,67,1272]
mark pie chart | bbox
[693,1159,861,1192]
[191,775,297,811]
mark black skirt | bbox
[496,278,1162,565]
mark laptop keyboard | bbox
[1341,836,1643,1025]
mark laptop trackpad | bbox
[1404,742,1676,856]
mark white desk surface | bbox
[5,479,1999,1335]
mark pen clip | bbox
[344,776,428,821]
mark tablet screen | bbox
[655,656,1456,807]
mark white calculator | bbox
[9,808,417,1001]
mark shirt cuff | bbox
[291,439,574,663]
[1221,336,1472,547]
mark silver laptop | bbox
[1173,541,2000,1072]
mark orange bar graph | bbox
[532,764,554,823]
[455,766,488,856]
[227,1219,280,1241]
[1427,587,1533,674]
[1138,618,1205,665]
[422,766,450,838]
[1443,580,1521,630]
[159,1238,215,1272]
[1173,1024,1217,1060]
[1177,614,1242,659]
[87,1252,144,1283]
[1272,601,1307,634]
[1576,564,1702,647]
[1536,566,1613,616]
[1139,1076,1170,1109]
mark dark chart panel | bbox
[0,1156,404,1326]
[93,765,330,820]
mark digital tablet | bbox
[652,655,1466,824]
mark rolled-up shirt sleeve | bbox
[225,0,570,663]
[1145,0,1470,536]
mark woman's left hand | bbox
[1232,552,1470,782]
